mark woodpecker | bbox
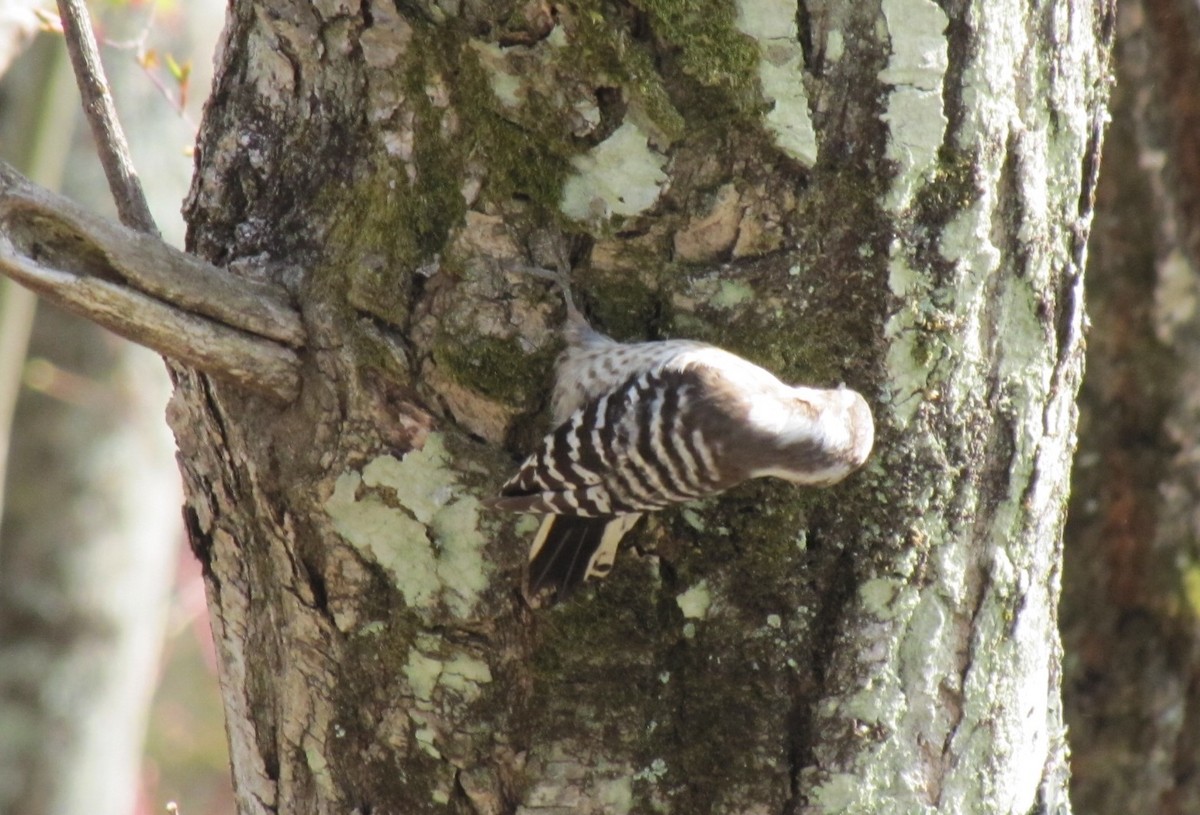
[485,275,874,603]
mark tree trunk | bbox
[175,1,1113,812]
[1062,1,1200,812]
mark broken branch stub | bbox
[0,161,305,402]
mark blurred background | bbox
[0,2,231,813]
[1,1,1199,815]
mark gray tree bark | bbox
[46,0,1113,813]
[1062,1,1200,812]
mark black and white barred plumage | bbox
[487,302,874,603]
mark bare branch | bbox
[0,163,303,346]
[49,2,310,401]
[56,0,157,235]
[1,252,300,401]
[0,161,304,402]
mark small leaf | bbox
[33,8,64,33]
[165,53,191,84]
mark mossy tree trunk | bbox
[1062,1,1200,812]
[175,0,1112,812]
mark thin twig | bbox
[100,5,198,128]
[56,0,158,236]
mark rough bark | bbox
[168,1,1113,813]
[1062,1,1200,812]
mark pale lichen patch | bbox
[826,29,845,63]
[712,279,756,310]
[402,644,494,764]
[362,443,453,524]
[598,776,634,811]
[324,433,489,617]
[520,743,635,813]
[757,43,819,166]
[326,470,439,608]
[809,772,864,809]
[560,121,669,221]
[430,497,490,607]
[734,0,796,38]
[882,300,932,430]
[632,757,668,783]
[676,580,713,620]
[440,653,494,697]
[405,649,444,703]
[734,0,818,165]
[878,0,950,212]
[357,620,386,636]
[405,647,493,705]
[681,274,757,312]
[414,725,442,760]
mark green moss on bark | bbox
[632,0,759,96]
[433,333,558,407]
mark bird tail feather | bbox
[527,514,641,603]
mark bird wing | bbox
[492,368,716,516]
